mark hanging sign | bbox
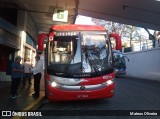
[53,9,68,22]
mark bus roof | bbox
[50,24,107,31]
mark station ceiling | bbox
[0,0,78,33]
[0,0,160,33]
[78,0,160,31]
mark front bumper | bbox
[46,83,114,101]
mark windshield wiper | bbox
[64,56,73,74]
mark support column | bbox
[17,10,28,60]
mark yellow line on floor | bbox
[12,96,45,119]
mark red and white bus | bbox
[38,24,121,101]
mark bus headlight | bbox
[106,80,113,85]
[51,82,57,87]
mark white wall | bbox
[124,47,160,81]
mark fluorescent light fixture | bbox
[20,31,26,58]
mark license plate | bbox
[77,94,88,98]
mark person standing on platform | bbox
[10,56,23,98]
[23,58,32,86]
[31,55,43,98]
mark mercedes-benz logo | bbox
[80,86,85,90]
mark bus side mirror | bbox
[38,33,48,51]
[109,33,122,51]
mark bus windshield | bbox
[47,32,112,77]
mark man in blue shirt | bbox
[10,56,23,98]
